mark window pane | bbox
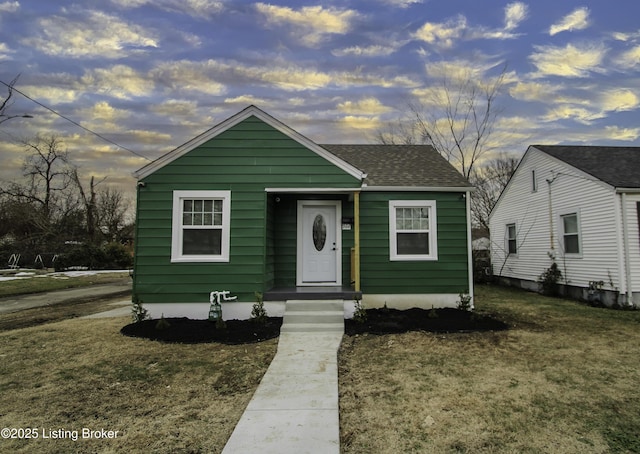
[204,200,213,212]
[183,229,222,255]
[397,233,429,255]
[214,200,223,213]
[193,213,203,225]
[397,206,430,231]
[182,213,192,226]
[563,214,578,234]
[183,200,193,212]
[203,213,213,225]
[508,239,517,254]
[214,213,222,225]
[564,234,579,254]
[193,200,203,212]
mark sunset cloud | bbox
[529,43,606,77]
[22,9,157,58]
[255,3,359,46]
[549,7,590,36]
[504,2,528,30]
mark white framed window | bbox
[171,190,231,262]
[389,200,438,261]
[560,212,581,255]
[506,223,517,255]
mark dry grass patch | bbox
[0,316,277,453]
[339,285,640,453]
[0,271,129,298]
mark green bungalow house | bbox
[132,105,473,320]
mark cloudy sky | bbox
[0,0,639,198]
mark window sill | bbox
[171,256,229,263]
[390,255,438,261]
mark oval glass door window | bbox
[312,214,327,251]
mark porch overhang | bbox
[265,187,362,194]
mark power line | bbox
[0,79,151,161]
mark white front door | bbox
[297,200,341,285]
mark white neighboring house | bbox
[490,145,640,307]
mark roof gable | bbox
[134,105,365,181]
[534,145,640,188]
[321,144,471,189]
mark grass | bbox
[2,283,640,452]
[0,271,130,298]
[339,284,640,453]
[0,316,277,453]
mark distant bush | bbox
[54,242,133,271]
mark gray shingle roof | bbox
[321,144,471,188]
[534,145,640,188]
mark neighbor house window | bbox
[389,200,438,261]
[531,170,537,192]
[506,223,517,255]
[171,190,231,262]
[561,212,580,254]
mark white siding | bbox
[490,147,621,292]
[620,193,640,296]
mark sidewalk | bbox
[222,329,343,453]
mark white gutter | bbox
[361,186,473,193]
[620,192,634,306]
[616,188,640,194]
[264,187,359,193]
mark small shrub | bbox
[215,318,227,331]
[539,261,563,296]
[428,306,439,319]
[251,292,268,325]
[155,314,171,330]
[131,295,149,323]
[353,297,367,324]
[457,292,473,311]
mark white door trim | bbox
[296,200,342,286]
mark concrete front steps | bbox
[280,300,345,333]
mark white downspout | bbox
[620,192,634,306]
[465,191,474,309]
[614,192,627,304]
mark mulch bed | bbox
[121,308,508,344]
[120,317,283,344]
[344,307,509,335]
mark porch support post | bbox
[354,190,361,292]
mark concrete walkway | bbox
[222,301,344,454]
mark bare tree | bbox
[0,134,75,246]
[0,75,31,126]
[71,171,107,244]
[96,186,131,242]
[469,154,519,230]
[378,64,508,180]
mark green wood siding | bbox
[359,192,469,294]
[134,116,360,304]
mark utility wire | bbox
[0,79,151,161]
